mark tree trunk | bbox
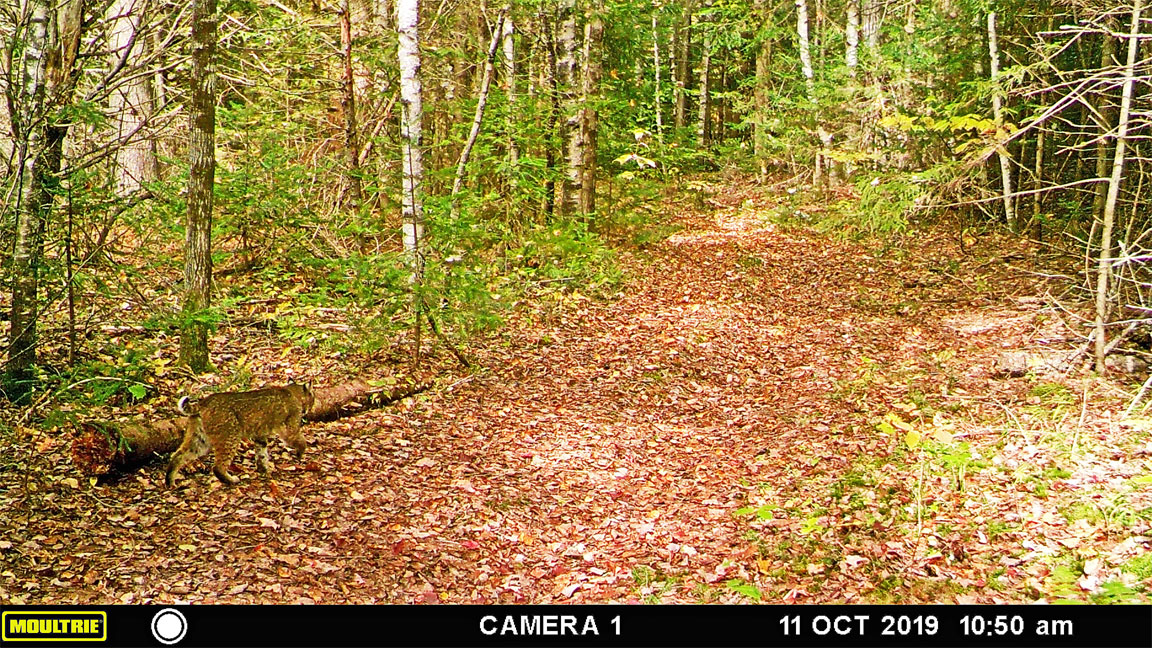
[580,0,604,216]
[815,0,826,73]
[797,0,815,102]
[0,88,11,170]
[716,49,727,143]
[340,0,363,206]
[652,10,663,140]
[861,0,882,53]
[846,0,859,76]
[397,0,425,362]
[696,0,712,148]
[1092,20,1119,228]
[502,13,519,168]
[543,8,559,216]
[1095,0,1142,373]
[673,1,693,130]
[987,11,1015,231]
[107,0,159,196]
[180,0,218,373]
[451,9,507,219]
[753,0,772,177]
[1028,17,1053,242]
[796,0,824,186]
[6,0,52,400]
[557,0,582,219]
[1030,125,1044,240]
[5,0,75,401]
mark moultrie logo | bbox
[2,611,107,642]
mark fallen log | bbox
[71,418,187,477]
[306,380,430,421]
[70,380,431,476]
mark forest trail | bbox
[4,180,1144,605]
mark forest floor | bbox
[3,178,1152,604]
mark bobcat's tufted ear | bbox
[297,380,316,414]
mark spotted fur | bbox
[166,383,314,487]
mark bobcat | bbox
[165,383,315,487]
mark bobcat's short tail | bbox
[177,395,200,416]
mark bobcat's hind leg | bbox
[166,420,209,487]
[211,435,242,486]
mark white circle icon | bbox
[151,608,188,645]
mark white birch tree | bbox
[846,0,859,76]
[6,0,55,395]
[796,0,828,185]
[861,0,882,53]
[397,0,425,291]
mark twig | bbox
[443,374,476,392]
[421,298,472,369]
[1124,374,1152,417]
[1075,382,1090,453]
[17,376,152,426]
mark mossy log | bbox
[70,380,430,476]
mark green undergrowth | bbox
[27,169,666,413]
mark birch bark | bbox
[397,0,425,286]
[846,0,859,76]
[796,0,825,185]
[7,0,54,393]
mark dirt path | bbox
[5,181,1148,604]
[362,184,1043,604]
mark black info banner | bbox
[0,605,1149,648]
